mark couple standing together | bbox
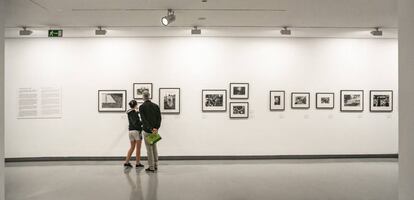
[124,91,161,173]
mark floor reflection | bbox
[125,168,158,200]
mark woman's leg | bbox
[125,140,136,164]
[135,139,142,164]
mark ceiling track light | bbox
[161,9,176,26]
[19,27,33,36]
[280,27,291,35]
[371,27,383,36]
[95,26,107,36]
[191,26,201,35]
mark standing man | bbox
[139,91,162,172]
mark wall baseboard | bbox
[5,154,398,163]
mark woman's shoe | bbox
[136,163,144,168]
[124,163,133,168]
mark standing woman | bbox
[124,100,145,168]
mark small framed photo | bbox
[340,90,364,112]
[370,90,393,112]
[316,93,335,109]
[202,90,227,112]
[270,91,285,111]
[230,83,249,99]
[133,83,153,100]
[159,88,180,114]
[291,92,310,109]
[230,102,249,119]
[98,90,127,112]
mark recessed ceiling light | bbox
[201,0,207,2]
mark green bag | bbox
[146,133,162,145]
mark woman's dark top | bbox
[127,109,142,131]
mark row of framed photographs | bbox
[269,90,393,112]
[98,87,180,114]
[201,89,393,113]
[99,88,393,114]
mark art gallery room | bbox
[0,0,414,199]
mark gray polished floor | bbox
[6,159,397,200]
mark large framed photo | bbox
[370,90,393,112]
[340,90,364,112]
[291,92,310,109]
[133,83,153,100]
[230,83,249,99]
[202,90,227,112]
[159,88,180,114]
[316,93,335,109]
[230,102,249,119]
[98,90,127,112]
[270,91,285,111]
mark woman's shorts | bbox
[129,130,142,141]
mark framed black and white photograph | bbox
[340,90,364,112]
[291,92,310,109]
[316,93,335,109]
[159,88,180,114]
[202,90,227,112]
[98,90,127,112]
[133,83,153,100]
[230,83,249,99]
[270,91,285,111]
[370,90,393,112]
[230,102,249,119]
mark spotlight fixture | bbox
[280,27,291,35]
[191,26,201,35]
[371,27,383,36]
[19,27,33,36]
[95,26,107,36]
[161,9,176,26]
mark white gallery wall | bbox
[4,37,398,158]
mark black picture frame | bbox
[229,102,249,119]
[316,93,335,109]
[269,90,285,111]
[229,83,249,99]
[202,89,227,112]
[133,83,153,100]
[370,90,393,112]
[98,90,127,112]
[291,92,311,109]
[159,88,181,114]
[340,90,364,112]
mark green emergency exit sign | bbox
[48,29,63,37]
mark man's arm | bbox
[155,105,162,129]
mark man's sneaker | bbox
[136,163,144,168]
[145,168,156,173]
[124,163,133,168]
